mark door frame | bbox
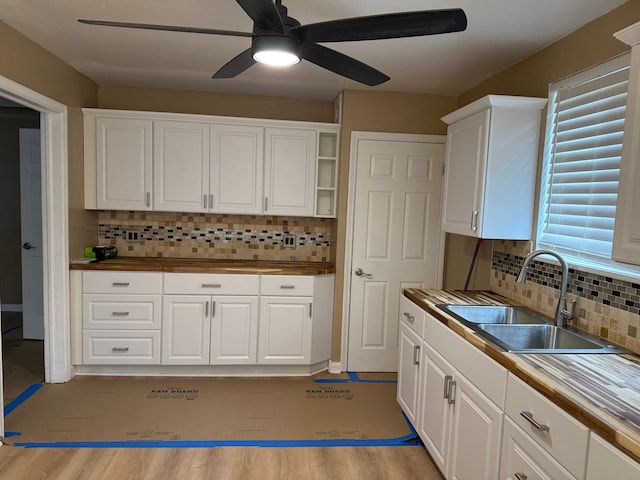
[0,75,70,385]
[340,131,447,372]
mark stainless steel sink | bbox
[437,304,548,325]
[475,324,624,353]
[435,303,628,354]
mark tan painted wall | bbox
[441,0,640,297]
[97,85,334,123]
[0,20,99,259]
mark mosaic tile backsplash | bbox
[98,211,336,262]
[490,240,640,354]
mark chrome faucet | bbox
[516,249,571,328]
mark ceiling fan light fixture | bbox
[252,36,300,66]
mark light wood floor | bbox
[1,312,443,479]
[0,445,444,480]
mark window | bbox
[536,53,638,276]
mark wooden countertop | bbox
[403,288,640,463]
[69,257,336,275]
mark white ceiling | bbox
[0,0,630,101]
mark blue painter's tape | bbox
[4,383,43,417]
[1,324,22,336]
[313,372,396,384]
[3,432,21,438]
[348,371,360,382]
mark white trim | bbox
[341,131,447,372]
[0,75,71,384]
[328,361,342,374]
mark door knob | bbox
[354,268,372,278]
[22,242,34,250]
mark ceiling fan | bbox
[78,0,467,86]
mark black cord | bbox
[464,238,482,290]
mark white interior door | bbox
[347,136,444,372]
[19,128,44,340]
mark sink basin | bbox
[437,304,548,325]
[476,324,624,353]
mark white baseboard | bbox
[328,361,343,374]
[0,304,23,312]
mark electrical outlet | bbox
[283,234,296,247]
[126,230,140,243]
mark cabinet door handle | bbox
[470,210,478,232]
[146,192,151,207]
[205,300,209,317]
[514,473,528,480]
[520,411,550,434]
[413,345,420,365]
[111,347,129,353]
[111,311,130,317]
[264,197,268,211]
[403,312,415,323]
[448,380,457,405]
[211,301,216,317]
[112,282,130,287]
[202,283,222,288]
[309,302,313,318]
[210,194,214,208]
[204,194,208,209]
[444,374,453,399]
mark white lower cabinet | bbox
[586,433,640,479]
[397,322,422,425]
[162,295,212,364]
[418,341,503,480]
[210,296,259,364]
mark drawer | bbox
[163,273,259,295]
[500,417,577,480]
[260,275,314,296]
[82,330,161,364]
[400,295,425,337]
[83,294,161,329]
[83,271,163,294]
[505,373,589,478]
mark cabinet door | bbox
[96,116,153,210]
[447,372,503,480]
[586,433,640,479]
[441,109,490,237]
[154,120,210,212]
[210,124,264,214]
[397,322,422,426]
[210,295,259,364]
[162,295,211,364]
[258,296,312,364]
[418,342,455,475]
[264,127,316,216]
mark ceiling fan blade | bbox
[235,0,284,33]
[300,43,389,86]
[292,9,467,43]
[78,19,252,38]
[212,48,256,79]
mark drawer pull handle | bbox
[111,347,130,353]
[280,285,296,289]
[520,411,549,434]
[112,282,130,287]
[403,312,414,322]
[202,283,222,288]
[111,312,130,317]
[447,380,457,405]
[514,473,527,480]
[413,345,420,365]
[444,375,453,399]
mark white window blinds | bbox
[538,54,630,261]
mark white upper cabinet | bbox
[84,109,337,217]
[613,21,640,265]
[441,95,546,239]
[210,124,264,214]
[95,116,153,210]
[264,127,317,217]
[154,120,210,213]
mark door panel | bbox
[347,138,444,371]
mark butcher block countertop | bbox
[404,288,640,463]
[69,257,336,275]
